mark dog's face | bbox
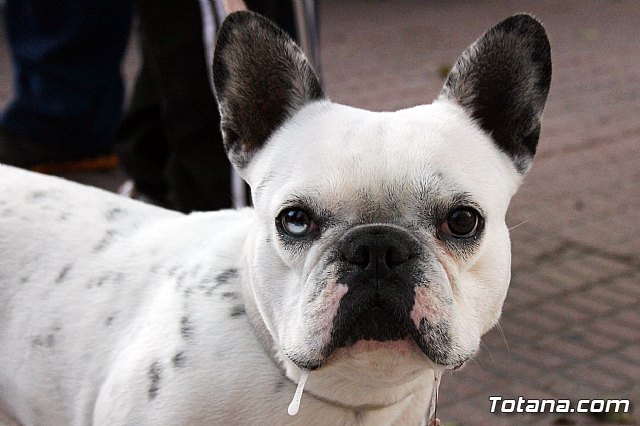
[213,12,550,382]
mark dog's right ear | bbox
[213,11,324,172]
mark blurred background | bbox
[1,1,638,424]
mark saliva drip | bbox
[287,368,310,416]
[427,368,444,426]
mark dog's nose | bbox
[338,224,420,274]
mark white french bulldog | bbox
[0,11,551,426]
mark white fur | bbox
[0,96,522,425]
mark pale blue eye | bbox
[281,210,314,236]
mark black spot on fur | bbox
[55,264,72,284]
[221,291,240,300]
[195,268,237,296]
[230,305,246,318]
[105,207,125,221]
[198,277,217,297]
[216,268,239,285]
[180,316,193,339]
[175,272,187,289]
[1,208,14,217]
[172,351,186,368]
[105,315,116,326]
[31,334,56,348]
[27,191,47,201]
[148,361,162,400]
[93,229,118,252]
[87,271,125,289]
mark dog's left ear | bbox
[212,11,324,172]
[440,14,552,173]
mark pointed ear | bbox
[440,14,552,173]
[212,11,324,171]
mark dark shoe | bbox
[0,126,118,173]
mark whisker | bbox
[508,219,531,231]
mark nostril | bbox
[349,245,370,267]
[384,246,410,268]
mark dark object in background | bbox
[115,0,307,213]
[0,0,132,170]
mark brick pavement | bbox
[1,1,639,425]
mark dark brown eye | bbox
[441,208,480,238]
[280,209,317,237]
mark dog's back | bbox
[0,165,257,425]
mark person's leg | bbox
[0,0,132,167]
[245,0,298,40]
[114,61,171,207]
[117,0,232,212]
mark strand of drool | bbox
[429,369,443,425]
[287,368,310,416]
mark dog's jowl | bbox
[0,11,550,426]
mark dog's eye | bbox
[440,208,480,238]
[280,209,317,237]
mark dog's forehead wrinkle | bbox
[272,166,476,227]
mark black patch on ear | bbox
[440,14,552,173]
[212,11,324,169]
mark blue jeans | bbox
[1,0,132,154]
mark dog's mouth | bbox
[326,299,412,350]
[302,293,463,370]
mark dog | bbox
[0,11,551,426]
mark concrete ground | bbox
[1,1,638,425]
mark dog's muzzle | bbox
[324,224,424,354]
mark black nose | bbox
[338,224,420,274]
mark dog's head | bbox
[213,11,550,388]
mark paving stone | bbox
[563,362,629,393]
